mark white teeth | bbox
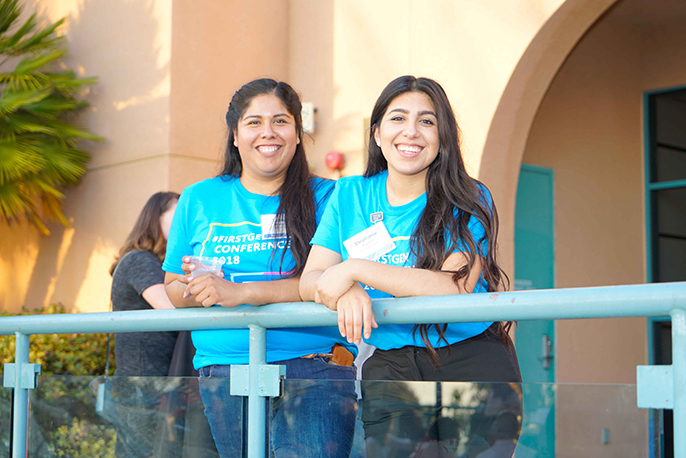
[397,145,422,153]
[257,146,279,153]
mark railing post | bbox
[673,309,686,458]
[13,332,30,458]
[247,324,267,458]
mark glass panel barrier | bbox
[27,376,221,458]
[23,377,662,457]
[1,381,10,457]
[273,380,655,458]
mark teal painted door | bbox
[514,164,555,457]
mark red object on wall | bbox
[325,150,343,170]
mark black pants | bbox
[361,324,522,458]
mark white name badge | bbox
[343,222,396,261]
[261,214,287,239]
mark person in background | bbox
[300,75,522,458]
[163,79,357,458]
[109,191,179,458]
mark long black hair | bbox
[220,78,319,277]
[366,75,511,363]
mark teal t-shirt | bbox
[163,175,356,368]
[310,171,492,351]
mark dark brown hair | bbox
[366,76,512,363]
[219,78,324,277]
[109,191,179,276]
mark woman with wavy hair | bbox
[109,191,179,458]
[163,79,357,458]
[300,75,521,456]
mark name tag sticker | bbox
[370,212,383,223]
[343,222,396,261]
[261,214,286,239]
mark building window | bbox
[646,89,686,283]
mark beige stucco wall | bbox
[169,0,291,191]
[289,0,566,179]
[641,18,686,92]
[520,4,686,455]
[523,15,646,384]
[0,0,173,313]
[521,0,686,384]
[521,15,648,455]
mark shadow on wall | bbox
[15,0,170,313]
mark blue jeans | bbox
[199,357,357,458]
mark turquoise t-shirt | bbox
[163,175,356,368]
[310,171,493,351]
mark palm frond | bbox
[0,86,52,117]
[0,137,43,184]
[0,0,21,37]
[0,178,34,219]
[3,112,57,135]
[46,71,98,92]
[1,72,50,91]
[23,94,86,119]
[0,13,35,52]
[0,0,102,234]
[11,18,63,54]
[39,142,88,184]
[41,191,68,227]
[13,48,65,75]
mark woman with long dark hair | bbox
[109,191,179,458]
[300,76,521,457]
[163,79,357,458]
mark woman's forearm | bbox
[344,258,477,297]
[299,270,323,302]
[241,278,301,306]
[166,272,301,309]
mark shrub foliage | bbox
[1,304,116,457]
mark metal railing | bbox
[2,282,686,458]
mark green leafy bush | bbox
[1,304,117,457]
[0,303,115,374]
[54,418,117,458]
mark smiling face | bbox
[373,91,440,180]
[233,94,300,187]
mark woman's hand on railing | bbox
[314,261,355,310]
[335,283,377,344]
[184,274,246,308]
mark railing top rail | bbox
[1,282,686,336]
